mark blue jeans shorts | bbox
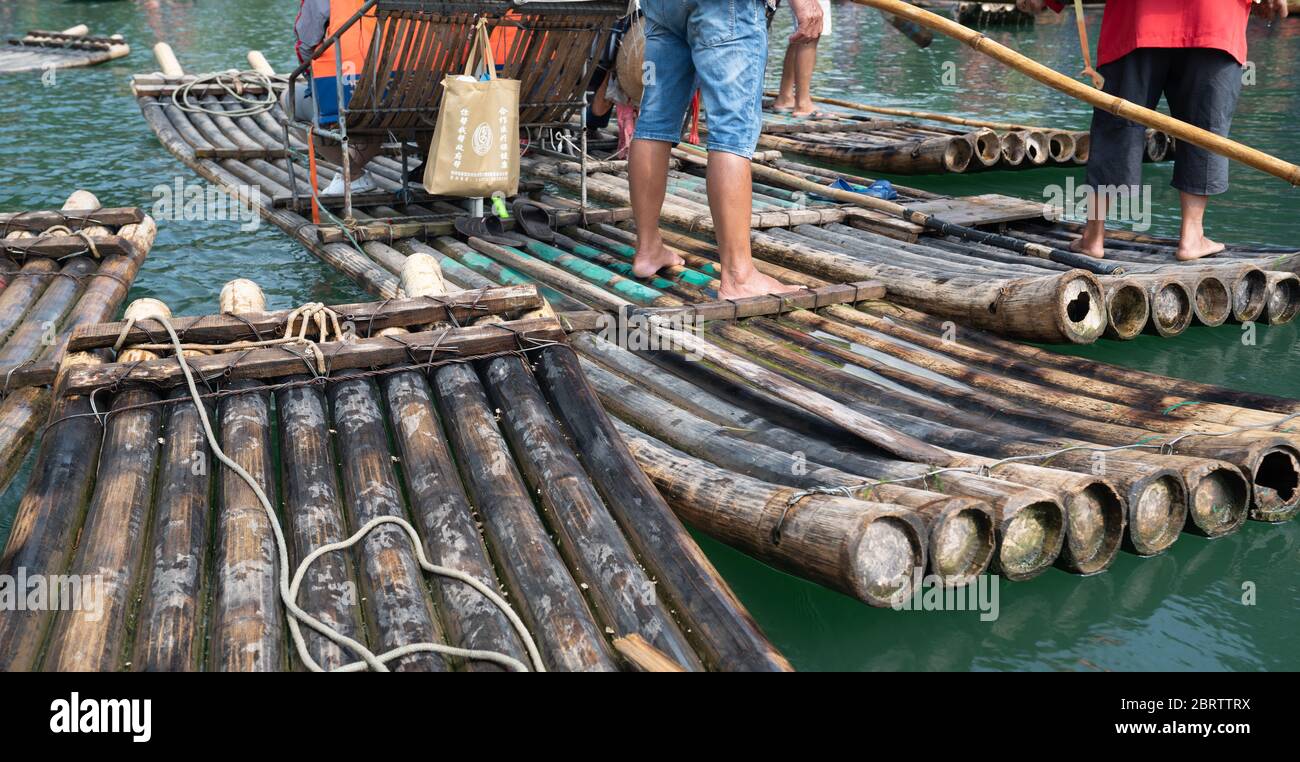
[633,0,769,157]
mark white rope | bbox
[171,70,287,117]
[151,313,546,672]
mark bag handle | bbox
[462,18,498,79]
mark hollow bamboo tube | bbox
[621,422,926,607]
[1047,131,1077,164]
[533,345,792,670]
[1264,271,1300,325]
[246,50,275,76]
[432,363,617,671]
[481,354,703,669]
[1100,277,1151,340]
[578,352,996,585]
[42,299,170,670]
[851,0,1300,185]
[1124,273,1194,337]
[747,230,1108,343]
[61,24,90,36]
[0,351,105,670]
[209,281,284,671]
[0,259,58,343]
[327,371,449,671]
[1000,130,1026,166]
[380,364,530,671]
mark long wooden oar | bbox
[676,144,1121,274]
[851,0,1300,185]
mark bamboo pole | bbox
[851,0,1300,185]
[533,344,793,671]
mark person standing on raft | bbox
[629,0,823,298]
[1018,0,1289,261]
[772,0,833,118]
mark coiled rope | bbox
[148,310,546,672]
[171,70,287,117]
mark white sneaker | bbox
[321,171,377,196]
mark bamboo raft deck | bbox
[749,104,1174,175]
[0,282,812,672]
[0,26,130,74]
[0,194,155,499]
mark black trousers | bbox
[1087,48,1243,196]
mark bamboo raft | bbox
[0,193,155,499]
[0,280,813,672]
[911,1,1034,26]
[749,104,1174,175]
[0,25,130,74]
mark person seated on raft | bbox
[1018,0,1288,261]
[294,0,382,195]
[771,0,832,118]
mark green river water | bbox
[0,0,1296,671]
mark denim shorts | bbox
[633,0,769,157]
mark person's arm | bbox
[294,0,330,62]
[1256,0,1290,21]
[788,0,824,43]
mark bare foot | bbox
[632,240,685,278]
[770,98,796,112]
[1176,235,1225,261]
[1070,237,1106,259]
[719,270,804,300]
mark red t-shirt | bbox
[1047,0,1253,66]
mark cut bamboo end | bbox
[1061,482,1125,576]
[1052,271,1108,344]
[246,50,275,76]
[1228,267,1268,323]
[1190,274,1232,327]
[60,24,90,37]
[1072,132,1091,164]
[399,252,451,298]
[1131,275,1193,337]
[118,299,173,364]
[219,278,265,315]
[1101,278,1150,341]
[1000,131,1026,166]
[63,190,101,211]
[1248,446,1300,522]
[1264,271,1300,325]
[1126,473,1187,556]
[942,137,974,173]
[971,129,1001,167]
[1187,465,1251,537]
[1022,130,1050,165]
[153,42,184,77]
[612,634,687,672]
[1145,129,1170,162]
[927,506,996,586]
[850,514,926,606]
[1047,131,1076,164]
[996,501,1064,581]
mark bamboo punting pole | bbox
[482,354,703,669]
[620,422,927,607]
[534,345,793,671]
[208,281,285,671]
[41,299,170,671]
[432,362,617,671]
[578,353,996,584]
[851,0,1300,186]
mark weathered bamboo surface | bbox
[0,27,129,74]
[0,195,155,499]
[1,284,790,671]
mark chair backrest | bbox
[327,0,624,136]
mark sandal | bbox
[454,215,525,247]
[511,200,556,242]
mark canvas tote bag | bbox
[423,19,521,197]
